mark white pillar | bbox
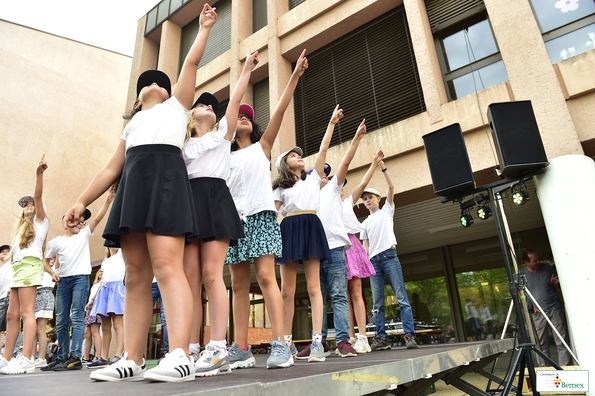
[534,154,595,392]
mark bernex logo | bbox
[536,370,589,392]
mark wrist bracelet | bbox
[329,121,337,125]
[382,168,388,172]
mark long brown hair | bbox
[272,156,307,190]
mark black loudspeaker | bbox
[423,123,476,197]
[488,100,549,178]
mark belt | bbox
[286,210,316,217]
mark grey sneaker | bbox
[267,339,294,369]
[87,357,108,369]
[307,342,326,363]
[194,345,231,377]
[404,334,419,349]
[289,341,298,356]
[227,342,255,370]
[189,352,199,363]
[370,337,391,351]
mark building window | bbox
[179,0,232,72]
[428,0,508,101]
[529,0,595,63]
[253,0,268,33]
[253,78,270,131]
[145,0,191,36]
[289,0,306,10]
[293,6,426,158]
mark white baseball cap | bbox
[276,146,303,173]
[361,187,381,199]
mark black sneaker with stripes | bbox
[144,348,195,382]
[90,352,146,382]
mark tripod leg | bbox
[500,348,524,395]
[516,352,526,396]
[524,348,540,396]
[532,345,563,370]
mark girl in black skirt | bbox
[182,49,258,377]
[272,105,344,363]
[63,4,217,383]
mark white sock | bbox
[358,334,367,340]
[284,335,293,345]
[189,342,201,355]
[313,334,322,343]
[209,340,227,354]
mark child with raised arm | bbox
[63,4,217,382]
[342,147,383,353]
[360,160,418,351]
[0,155,51,375]
[182,48,258,377]
[41,193,113,372]
[274,105,342,363]
[225,50,308,370]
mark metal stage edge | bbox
[0,339,515,396]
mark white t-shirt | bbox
[0,262,13,298]
[40,270,55,288]
[318,178,351,250]
[121,96,190,152]
[360,202,397,259]
[88,282,101,304]
[12,216,49,262]
[342,195,364,235]
[227,142,277,221]
[100,250,126,283]
[273,171,322,217]
[45,227,94,277]
[183,117,233,180]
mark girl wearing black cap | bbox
[0,155,54,375]
[224,50,308,371]
[272,105,342,363]
[63,3,217,383]
[181,49,258,377]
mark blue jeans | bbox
[320,247,350,343]
[152,282,169,354]
[55,274,89,359]
[369,248,414,339]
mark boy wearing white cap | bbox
[360,161,418,351]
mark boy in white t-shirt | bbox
[360,160,418,351]
[41,194,113,372]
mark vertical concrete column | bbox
[403,0,446,124]
[268,0,294,172]
[126,16,159,111]
[483,0,583,158]
[230,0,254,103]
[157,20,182,88]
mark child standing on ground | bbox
[0,244,12,334]
[64,3,217,383]
[87,247,125,368]
[32,256,57,367]
[274,105,342,363]
[182,48,258,377]
[225,50,308,371]
[0,155,51,375]
[360,160,418,351]
[83,269,102,363]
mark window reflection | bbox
[448,60,508,100]
[530,0,595,33]
[442,19,498,71]
[545,23,595,62]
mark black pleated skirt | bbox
[103,144,199,247]
[277,213,331,264]
[188,177,245,246]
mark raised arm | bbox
[351,147,383,202]
[379,160,394,206]
[64,140,125,229]
[34,154,48,222]
[88,190,115,234]
[260,50,308,158]
[334,119,367,186]
[314,105,343,177]
[224,49,259,141]
[174,4,217,109]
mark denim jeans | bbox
[152,282,169,354]
[55,274,89,359]
[369,248,414,339]
[320,247,350,343]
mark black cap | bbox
[136,70,171,97]
[192,92,219,114]
[0,245,10,252]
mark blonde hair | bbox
[185,108,218,143]
[12,209,36,251]
[104,247,112,259]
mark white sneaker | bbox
[90,352,146,382]
[0,356,9,369]
[0,355,36,374]
[354,336,371,353]
[195,345,231,377]
[34,358,47,367]
[144,348,194,382]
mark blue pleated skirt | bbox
[91,281,125,316]
[277,213,331,264]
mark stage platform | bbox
[0,339,514,396]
